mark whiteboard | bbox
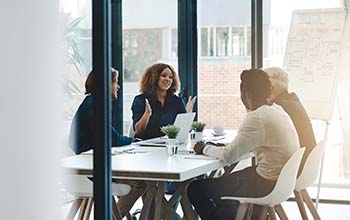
[283,8,347,121]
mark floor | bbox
[62,195,350,220]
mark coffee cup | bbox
[213,127,224,135]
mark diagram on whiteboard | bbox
[283,9,346,120]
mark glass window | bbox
[200,27,209,56]
[231,27,245,56]
[263,0,348,197]
[216,27,230,56]
[123,29,163,81]
[197,0,251,130]
[60,0,92,133]
[170,28,178,58]
[122,0,178,134]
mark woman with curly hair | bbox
[131,63,196,140]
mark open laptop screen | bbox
[134,112,196,147]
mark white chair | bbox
[63,175,131,220]
[292,140,326,220]
[127,122,135,139]
[221,148,305,220]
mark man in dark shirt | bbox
[265,67,317,175]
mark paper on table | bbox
[80,146,136,155]
[184,155,217,160]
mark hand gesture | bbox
[145,98,152,116]
[194,141,206,154]
[186,96,197,113]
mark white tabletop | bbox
[61,144,226,182]
[61,129,250,182]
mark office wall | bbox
[0,1,62,219]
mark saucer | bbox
[212,132,225,137]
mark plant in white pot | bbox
[192,121,206,141]
[161,125,181,156]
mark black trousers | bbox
[187,166,275,220]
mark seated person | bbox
[130,63,196,219]
[69,69,141,218]
[131,63,196,140]
[264,66,316,175]
[69,68,132,154]
[187,69,299,220]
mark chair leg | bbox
[235,203,249,220]
[294,190,309,220]
[301,189,321,220]
[78,198,88,220]
[245,204,254,220]
[258,206,268,220]
[84,197,93,220]
[112,196,123,220]
[267,207,277,220]
[66,198,83,220]
[274,204,288,220]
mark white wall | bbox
[0,1,63,219]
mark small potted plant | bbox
[161,125,181,156]
[192,121,206,141]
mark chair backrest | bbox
[261,148,305,206]
[62,175,131,197]
[128,122,135,139]
[295,140,326,191]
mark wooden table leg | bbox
[154,182,165,220]
[112,196,123,220]
[139,182,157,220]
[140,179,199,220]
[178,180,198,220]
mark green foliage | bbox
[63,14,86,121]
[63,14,85,74]
[161,125,180,139]
[192,121,206,132]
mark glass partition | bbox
[122,0,178,134]
[197,0,252,130]
[263,0,349,198]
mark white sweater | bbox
[203,104,299,180]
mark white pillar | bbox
[0,1,63,219]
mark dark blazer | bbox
[274,92,317,175]
[69,95,133,154]
[131,93,186,140]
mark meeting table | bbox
[61,129,247,220]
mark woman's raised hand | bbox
[145,98,152,116]
[186,96,197,113]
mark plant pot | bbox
[195,131,203,142]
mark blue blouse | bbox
[69,95,133,154]
[131,93,186,140]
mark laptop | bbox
[134,112,196,147]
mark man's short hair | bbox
[264,67,289,92]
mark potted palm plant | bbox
[192,121,206,141]
[161,125,181,156]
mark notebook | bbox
[134,112,196,147]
